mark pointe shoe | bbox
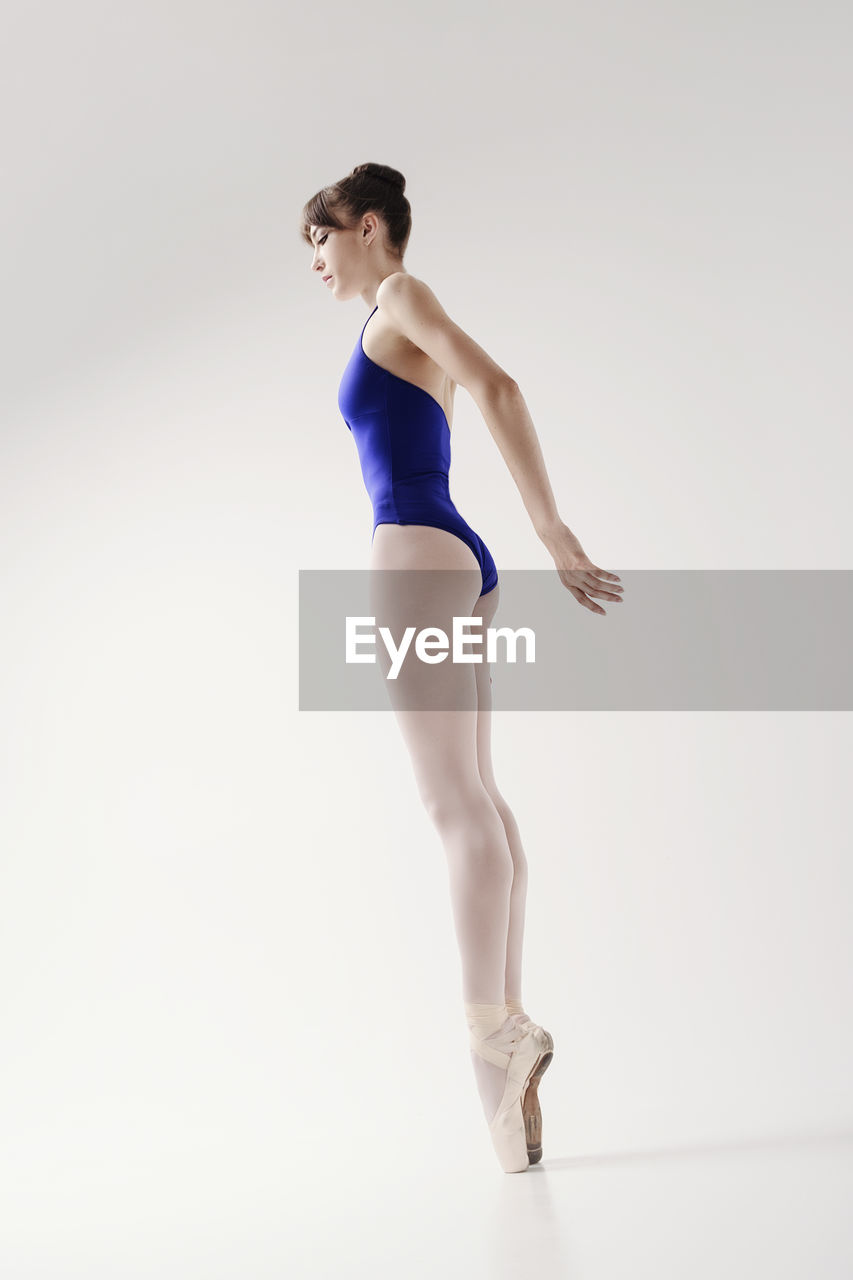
[469,1019,552,1173]
[507,1013,554,1164]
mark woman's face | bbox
[308,221,362,300]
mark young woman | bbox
[301,161,623,1172]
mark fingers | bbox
[568,584,605,614]
[581,574,623,600]
[583,567,622,586]
[590,565,621,582]
[559,564,624,613]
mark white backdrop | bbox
[1,2,851,1276]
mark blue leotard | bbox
[337,305,498,596]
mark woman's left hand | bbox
[540,521,624,615]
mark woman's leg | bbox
[369,526,518,1122]
[468,587,552,1163]
[469,584,529,1011]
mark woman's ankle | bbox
[464,1001,508,1041]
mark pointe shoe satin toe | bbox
[507,1013,554,1164]
[469,1019,552,1173]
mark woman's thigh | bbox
[470,581,501,798]
[368,526,486,815]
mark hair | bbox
[300,162,412,258]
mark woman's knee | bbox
[487,793,528,875]
[421,780,488,829]
[422,786,511,861]
[485,788,514,838]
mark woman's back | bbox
[338,303,498,596]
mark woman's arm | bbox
[473,377,563,544]
[376,273,623,614]
[376,273,559,537]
